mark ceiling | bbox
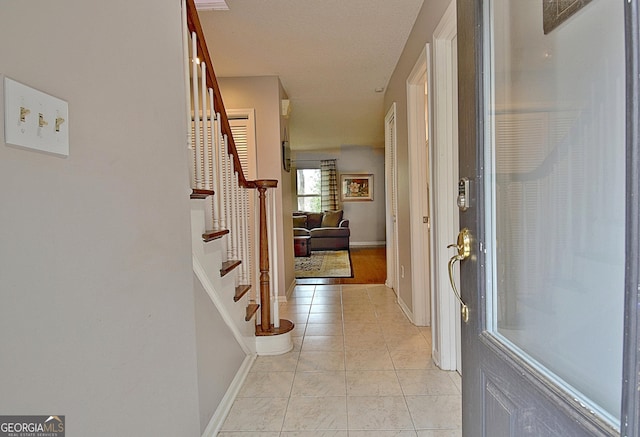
[198,0,425,150]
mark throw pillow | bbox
[321,210,343,227]
[306,212,323,229]
[293,215,307,228]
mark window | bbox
[296,169,321,212]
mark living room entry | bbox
[290,148,387,285]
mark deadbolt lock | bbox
[450,227,471,259]
[457,178,471,211]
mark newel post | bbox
[253,179,294,342]
[254,179,278,331]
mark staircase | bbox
[182,0,294,355]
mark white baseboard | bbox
[431,346,442,369]
[201,354,255,437]
[349,241,386,247]
[397,296,415,324]
[284,279,297,300]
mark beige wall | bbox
[218,76,295,297]
[0,0,202,434]
[194,274,245,432]
[279,83,296,294]
[384,0,452,311]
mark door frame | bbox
[457,0,640,434]
[621,1,640,433]
[405,45,432,326]
[431,0,460,371]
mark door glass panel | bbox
[483,0,625,426]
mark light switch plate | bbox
[4,77,69,156]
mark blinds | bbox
[230,117,249,176]
[386,108,397,217]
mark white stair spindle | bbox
[201,63,210,190]
[251,196,257,316]
[232,169,240,262]
[252,190,262,326]
[228,160,235,260]
[210,98,220,228]
[242,187,248,284]
[223,135,232,259]
[191,32,202,189]
[248,188,254,287]
[267,188,272,322]
[238,186,246,283]
[181,0,195,188]
[226,149,235,259]
[216,116,225,231]
[268,189,280,328]
[242,188,250,285]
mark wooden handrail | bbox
[185,0,250,188]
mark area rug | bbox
[295,250,353,278]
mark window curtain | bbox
[320,159,339,211]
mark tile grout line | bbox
[336,283,350,433]
[374,284,421,433]
[280,283,313,434]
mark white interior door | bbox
[385,103,399,295]
[406,46,432,326]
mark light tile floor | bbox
[219,284,462,437]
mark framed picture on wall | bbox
[341,173,373,201]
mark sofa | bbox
[293,210,350,251]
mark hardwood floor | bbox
[296,246,386,285]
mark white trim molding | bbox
[397,296,416,325]
[201,354,255,437]
[431,0,460,372]
[350,241,387,247]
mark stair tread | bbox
[245,303,260,321]
[220,259,241,277]
[234,284,251,302]
[191,189,215,199]
[202,228,229,242]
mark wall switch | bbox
[4,77,69,156]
